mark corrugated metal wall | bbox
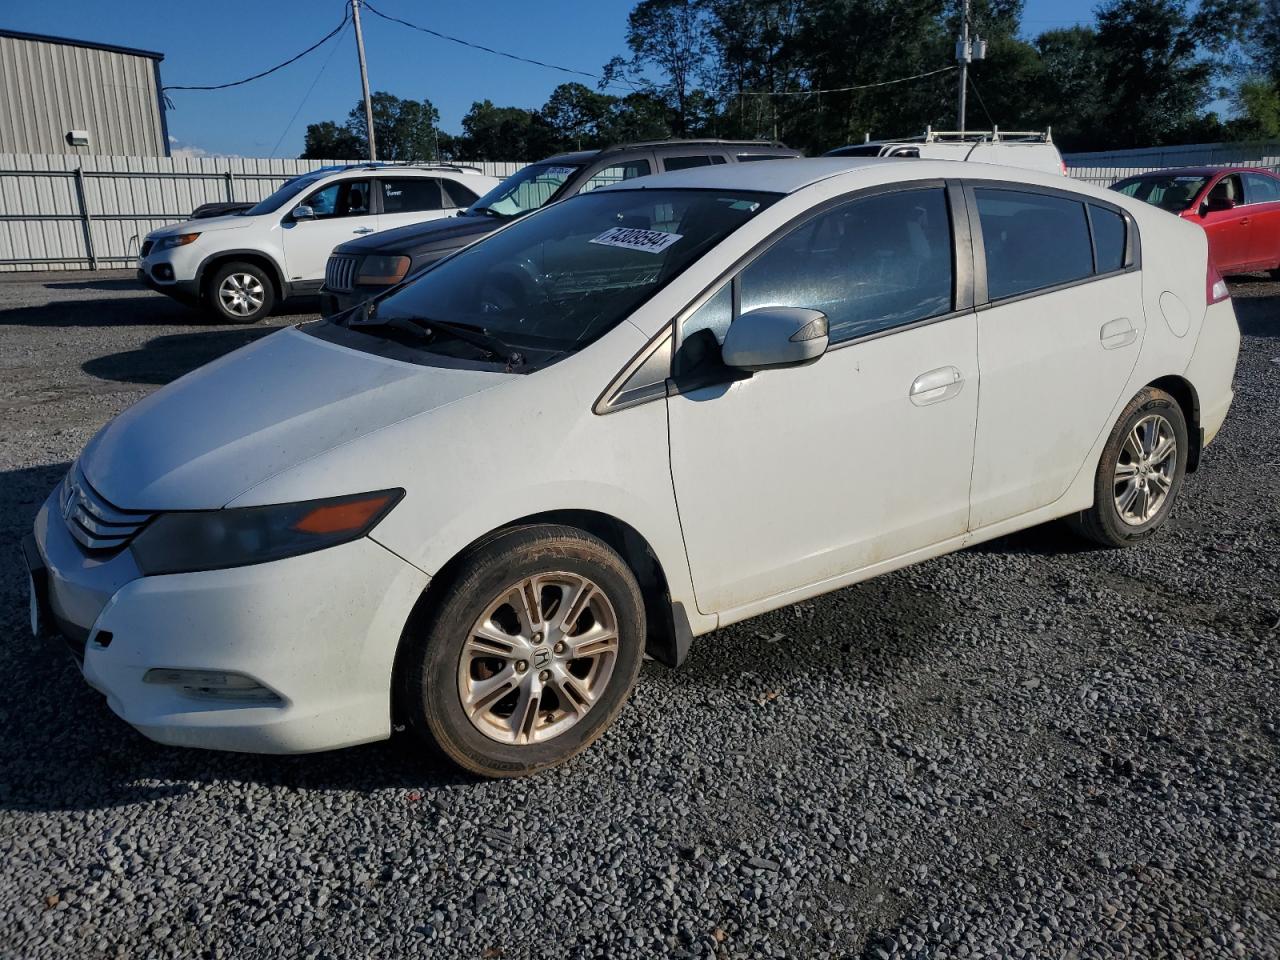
[1065,141,1280,169]
[0,155,527,271]
[0,35,167,157]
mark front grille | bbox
[325,254,358,292]
[60,467,153,553]
[140,239,153,258]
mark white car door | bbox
[281,177,377,284]
[376,176,456,233]
[965,185,1146,529]
[667,185,980,617]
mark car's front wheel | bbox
[206,261,275,323]
[400,525,646,777]
[1070,386,1188,547]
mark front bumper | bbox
[136,267,199,304]
[29,489,429,754]
[320,286,384,318]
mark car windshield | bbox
[1112,174,1208,212]
[361,187,779,358]
[469,163,582,217]
[243,172,328,216]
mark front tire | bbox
[205,261,275,323]
[400,525,646,778]
[1070,387,1188,547]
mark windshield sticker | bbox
[590,227,683,254]
[538,166,577,178]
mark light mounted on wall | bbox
[65,130,90,147]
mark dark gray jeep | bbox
[319,139,801,316]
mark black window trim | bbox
[962,179,1142,311]
[596,178,975,414]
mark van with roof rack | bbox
[137,163,500,322]
[320,139,802,317]
[826,127,1066,177]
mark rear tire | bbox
[399,525,646,778]
[1069,387,1188,547]
[205,261,275,323]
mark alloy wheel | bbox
[457,572,619,745]
[218,272,265,317]
[1113,413,1177,526]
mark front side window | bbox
[1243,172,1280,204]
[975,188,1092,300]
[1113,174,1207,213]
[1206,174,1242,207]
[578,160,652,193]
[380,178,443,214]
[365,188,778,359]
[247,172,326,216]
[738,188,954,343]
[472,163,580,217]
[303,178,371,220]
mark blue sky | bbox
[3,0,1097,157]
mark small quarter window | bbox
[1089,205,1127,273]
[975,189,1092,300]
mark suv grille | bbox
[325,255,358,293]
[60,468,153,553]
[140,239,154,258]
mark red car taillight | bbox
[1207,263,1229,304]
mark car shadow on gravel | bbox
[41,277,142,293]
[0,292,319,328]
[969,521,1098,557]
[1225,280,1280,337]
[83,328,283,385]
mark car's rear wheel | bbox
[206,261,275,323]
[1069,386,1188,547]
[400,525,646,777]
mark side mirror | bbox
[722,307,829,372]
[291,204,316,221]
[1202,195,1234,215]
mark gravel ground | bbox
[0,270,1277,960]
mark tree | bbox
[604,0,716,136]
[457,100,559,160]
[542,83,620,149]
[301,120,364,160]
[349,92,442,161]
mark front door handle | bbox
[1099,318,1137,350]
[909,365,964,406]
[353,227,375,235]
[1240,216,1252,225]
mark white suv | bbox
[136,164,499,322]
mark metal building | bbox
[0,29,169,157]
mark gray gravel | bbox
[1,270,1277,959]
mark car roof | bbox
[1119,166,1274,179]
[600,156,1093,197]
[540,139,799,165]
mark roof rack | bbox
[917,125,1053,144]
[321,161,487,174]
[603,137,792,151]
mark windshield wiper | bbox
[352,311,525,368]
[468,206,507,218]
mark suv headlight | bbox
[130,490,402,575]
[356,255,411,286]
[154,233,201,251]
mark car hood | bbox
[79,325,504,510]
[333,213,500,258]
[150,214,259,237]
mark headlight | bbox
[154,233,201,251]
[130,489,402,576]
[356,255,411,286]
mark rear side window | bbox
[739,187,954,343]
[975,189,1092,300]
[380,178,443,213]
[578,160,652,193]
[1243,172,1280,204]
[442,179,480,208]
[663,155,726,171]
[1089,204,1127,273]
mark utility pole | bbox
[351,0,377,161]
[955,0,986,132]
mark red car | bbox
[1112,166,1280,276]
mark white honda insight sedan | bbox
[25,159,1239,777]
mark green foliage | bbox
[302,92,443,160]
[300,120,363,160]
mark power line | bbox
[270,16,352,158]
[967,74,996,129]
[163,14,350,92]
[736,66,957,97]
[359,0,630,92]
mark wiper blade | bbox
[468,206,506,218]
[355,312,525,367]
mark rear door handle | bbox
[1099,317,1136,350]
[353,227,375,235]
[1240,217,1252,225]
[909,365,964,406]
